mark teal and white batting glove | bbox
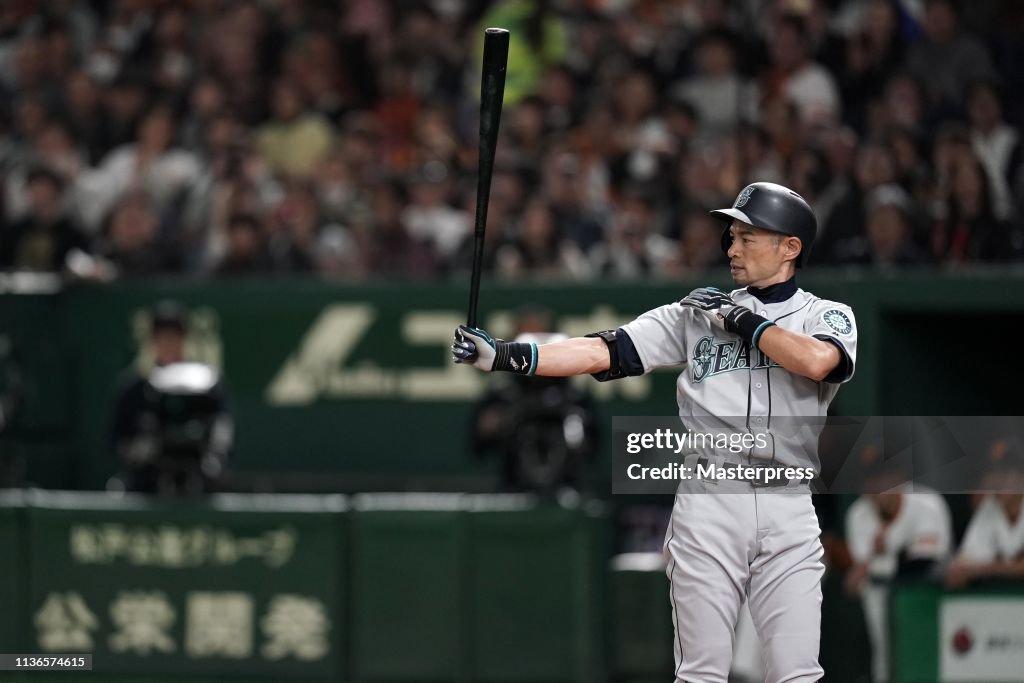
[451,325,537,375]
[679,287,775,346]
[679,286,735,317]
[679,287,736,331]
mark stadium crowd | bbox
[1,0,1023,280]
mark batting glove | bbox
[452,325,497,371]
[679,287,736,330]
[452,325,538,375]
[679,287,735,314]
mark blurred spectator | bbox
[257,80,334,177]
[905,0,994,114]
[266,181,323,274]
[504,96,548,174]
[932,155,1018,263]
[928,122,975,216]
[838,0,906,132]
[361,181,434,279]
[4,120,84,221]
[99,190,179,276]
[373,57,422,169]
[542,151,604,252]
[0,166,88,272]
[733,122,786,186]
[214,213,270,277]
[61,69,106,164]
[392,5,464,105]
[673,30,757,141]
[402,161,469,264]
[96,74,150,157]
[150,7,194,96]
[590,191,673,278]
[77,105,200,230]
[786,146,835,221]
[872,73,927,136]
[817,142,896,263]
[538,64,578,134]
[967,79,1020,220]
[658,208,728,278]
[496,197,590,279]
[607,70,673,195]
[0,0,1021,279]
[864,184,928,266]
[885,127,930,202]
[9,90,51,157]
[762,14,841,127]
[180,76,228,152]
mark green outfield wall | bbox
[0,492,608,683]
[0,491,1009,683]
[1,272,1022,490]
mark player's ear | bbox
[783,236,802,263]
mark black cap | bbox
[150,300,189,334]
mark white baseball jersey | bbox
[958,496,1024,562]
[845,490,953,578]
[619,281,857,683]
[845,490,952,683]
[621,285,857,468]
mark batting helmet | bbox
[711,182,818,267]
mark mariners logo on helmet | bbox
[822,310,853,336]
[735,185,756,208]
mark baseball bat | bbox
[466,28,510,329]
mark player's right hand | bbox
[452,325,497,371]
[679,286,735,313]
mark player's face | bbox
[868,492,903,521]
[996,492,1024,520]
[726,221,799,286]
[153,329,186,366]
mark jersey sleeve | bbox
[619,303,693,374]
[804,299,858,383]
[957,499,998,563]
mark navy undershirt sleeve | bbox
[814,334,852,383]
[616,328,645,377]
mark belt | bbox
[696,456,797,488]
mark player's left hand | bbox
[451,325,498,371]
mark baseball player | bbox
[845,483,952,683]
[453,182,857,682]
[946,458,1024,588]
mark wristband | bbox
[723,307,776,349]
[494,341,538,375]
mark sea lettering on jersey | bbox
[619,285,858,470]
[691,336,780,383]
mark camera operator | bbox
[470,309,597,494]
[110,300,233,496]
